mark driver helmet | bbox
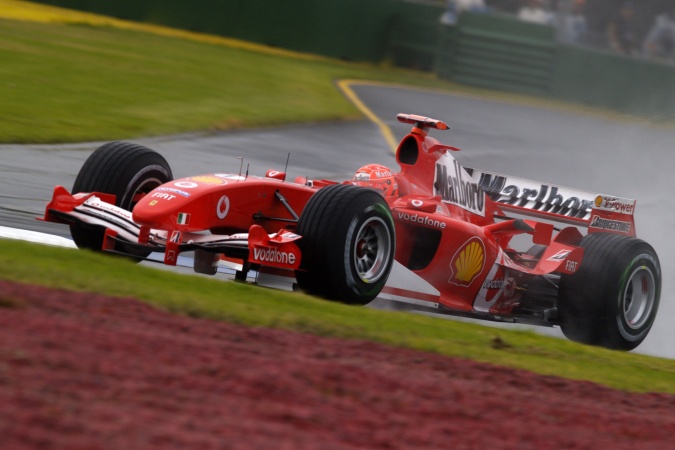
[352,164,398,198]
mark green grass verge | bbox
[2,238,674,395]
[1,16,632,144]
[0,17,466,144]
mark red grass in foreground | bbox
[0,280,673,449]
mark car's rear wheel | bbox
[558,233,661,350]
[296,184,395,305]
[70,141,173,256]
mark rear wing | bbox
[466,168,637,237]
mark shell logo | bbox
[191,176,224,185]
[449,237,485,286]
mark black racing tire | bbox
[70,141,173,256]
[295,184,395,305]
[558,233,661,351]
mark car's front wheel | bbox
[296,184,395,305]
[70,141,173,257]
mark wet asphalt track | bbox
[2,83,674,359]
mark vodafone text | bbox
[253,247,297,265]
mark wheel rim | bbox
[622,266,656,330]
[353,217,391,284]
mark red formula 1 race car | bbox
[41,114,661,351]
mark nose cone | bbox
[132,188,192,228]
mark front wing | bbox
[42,186,301,272]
